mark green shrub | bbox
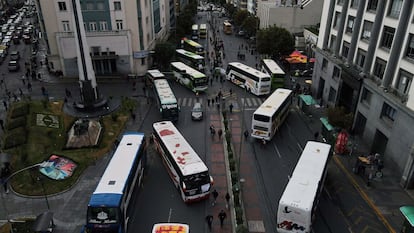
[10,102,29,118]
[229,158,236,170]
[6,116,26,130]
[236,225,249,233]
[235,206,243,224]
[3,128,27,149]
[111,113,118,121]
[231,170,238,184]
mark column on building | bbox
[346,0,366,66]
[333,0,349,57]
[321,0,335,50]
[382,0,413,88]
[361,0,387,77]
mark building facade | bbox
[313,0,414,187]
[257,0,322,33]
[36,0,168,77]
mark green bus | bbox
[171,61,208,93]
[176,49,205,71]
[182,37,204,56]
[260,59,286,90]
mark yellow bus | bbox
[223,21,232,34]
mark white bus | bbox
[152,223,189,233]
[199,23,207,39]
[153,79,180,122]
[146,69,165,83]
[226,62,271,96]
[251,88,293,141]
[171,61,208,93]
[152,121,213,203]
[83,132,146,233]
[277,141,331,233]
[176,49,205,72]
[260,59,286,90]
[191,24,199,40]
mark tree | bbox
[326,106,354,131]
[256,26,295,58]
[154,42,176,71]
[233,10,249,27]
[224,3,237,18]
[242,15,259,37]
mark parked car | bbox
[8,60,20,71]
[191,102,204,121]
[10,50,20,60]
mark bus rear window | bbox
[253,114,270,122]
[87,207,119,224]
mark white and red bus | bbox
[152,223,189,233]
[152,121,213,203]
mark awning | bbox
[299,94,317,106]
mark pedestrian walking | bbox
[225,192,230,209]
[27,82,32,91]
[205,215,213,231]
[210,77,213,86]
[261,138,266,148]
[207,98,211,107]
[210,125,216,139]
[0,119,4,130]
[3,100,7,110]
[1,165,10,194]
[218,210,227,228]
[244,130,249,140]
[212,189,219,206]
[229,103,234,113]
[218,129,223,139]
[314,131,319,141]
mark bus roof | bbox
[182,37,202,47]
[171,62,206,79]
[192,24,198,30]
[147,69,165,79]
[90,132,145,205]
[154,79,178,105]
[176,49,204,60]
[279,141,331,211]
[200,24,207,30]
[261,59,285,75]
[228,62,270,78]
[152,223,189,233]
[223,21,231,26]
[253,88,292,117]
[153,121,208,176]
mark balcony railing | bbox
[55,30,129,38]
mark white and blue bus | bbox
[153,78,180,121]
[83,132,146,233]
[226,62,271,96]
[153,121,213,203]
[277,141,331,233]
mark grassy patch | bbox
[3,98,136,196]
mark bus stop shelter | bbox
[400,206,414,233]
[298,94,317,115]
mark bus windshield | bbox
[253,114,270,122]
[183,172,211,190]
[87,207,119,224]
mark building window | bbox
[146,16,149,25]
[147,33,150,43]
[86,3,94,10]
[388,0,402,18]
[406,34,414,59]
[361,21,373,41]
[381,26,395,49]
[381,102,396,122]
[58,1,67,11]
[361,87,372,105]
[341,41,350,58]
[329,35,336,51]
[322,58,328,71]
[114,1,121,10]
[333,12,341,29]
[328,87,336,102]
[367,0,378,11]
[396,69,412,95]
[373,57,386,79]
[141,58,146,65]
[351,0,360,8]
[97,2,104,10]
[333,66,340,79]
[89,22,97,31]
[62,20,70,32]
[346,16,355,33]
[356,49,366,69]
[337,0,344,5]
[99,21,108,31]
[116,20,123,30]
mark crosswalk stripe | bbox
[182,98,187,106]
[246,98,252,107]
